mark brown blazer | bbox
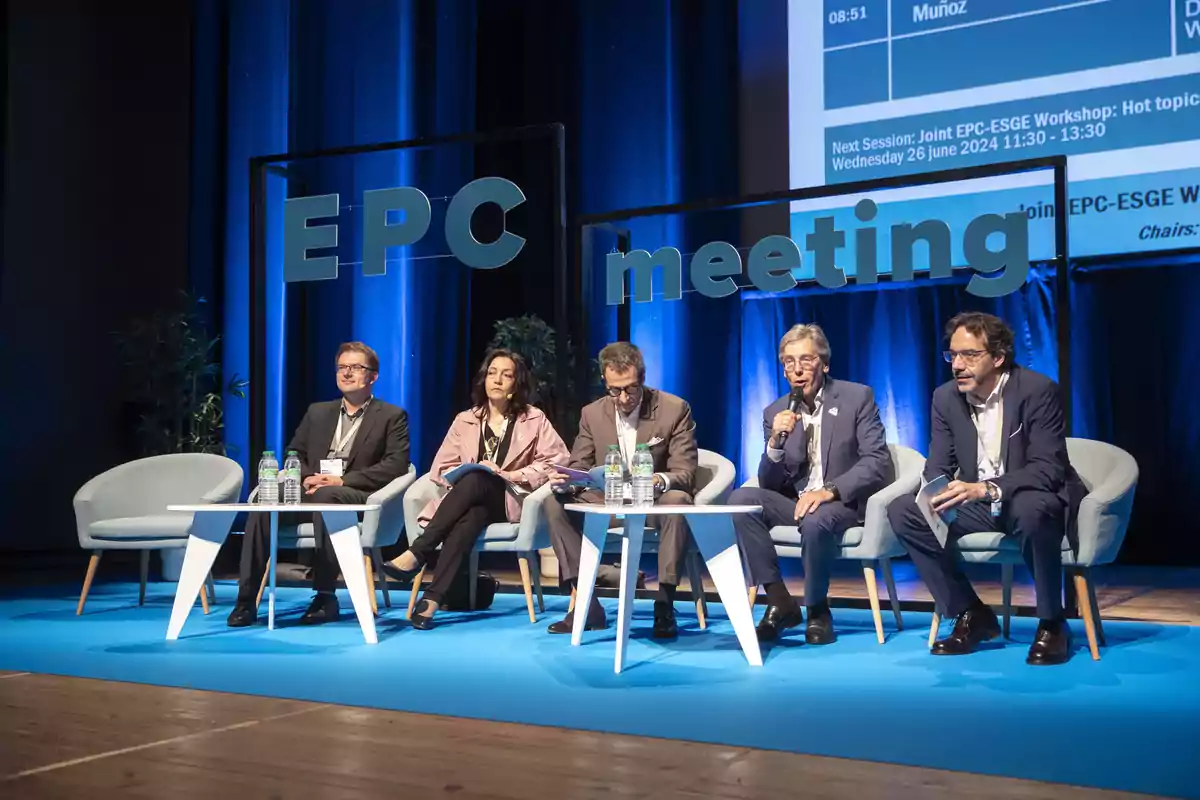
[418,405,570,525]
[568,388,698,496]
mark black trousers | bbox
[237,484,369,603]
[408,470,508,603]
[729,485,859,606]
[887,490,1066,621]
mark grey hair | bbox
[778,323,831,364]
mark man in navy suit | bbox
[730,324,894,644]
[888,312,1086,665]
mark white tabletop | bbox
[564,503,761,515]
[167,503,381,513]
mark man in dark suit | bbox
[887,312,1086,665]
[544,342,698,638]
[730,324,894,644]
[226,341,410,627]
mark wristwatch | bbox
[984,481,1001,503]
[822,481,840,500]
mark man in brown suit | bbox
[544,342,698,638]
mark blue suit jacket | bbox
[924,365,1087,514]
[757,377,894,517]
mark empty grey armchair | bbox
[933,437,1138,660]
[741,444,925,643]
[73,453,243,614]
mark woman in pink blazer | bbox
[386,349,569,629]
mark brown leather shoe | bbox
[1026,619,1072,665]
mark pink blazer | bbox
[418,405,569,525]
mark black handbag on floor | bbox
[440,566,499,611]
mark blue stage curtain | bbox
[737,269,1059,483]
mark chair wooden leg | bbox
[77,553,102,615]
[364,554,378,616]
[686,551,707,630]
[199,583,210,614]
[862,562,885,644]
[529,552,545,612]
[880,557,903,631]
[1001,563,1014,639]
[929,612,941,648]
[1084,569,1105,646]
[371,548,391,609]
[205,572,217,605]
[138,550,150,606]
[1072,570,1102,661]
[568,584,576,613]
[255,557,271,609]
[518,553,537,623]
[748,585,759,608]
[469,550,480,611]
[405,566,427,620]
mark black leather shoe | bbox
[410,599,436,631]
[652,602,678,639]
[1026,618,1072,665]
[756,604,804,642]
[547,600,606,634]
[299,593,339,625]
[380,559,422,584]
[805,603,836,645]
[226,603,256,628]
[932,604,1001,655]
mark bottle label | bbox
[284,468,301,480]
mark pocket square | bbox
[828,407,839,417]
[1009,423,1023,438]
[646,436,664,446]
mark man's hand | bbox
[304,474,343,494]
[549,469,571,488]
[652,474,666,493]
[771,410,798,440]
[931,480,989,513]
[794,488,835,520]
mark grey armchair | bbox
[402,471,555,622]
[73,453,243,614]
[253,464,418,614]
[930,437,1138,660]
[740,444,925,643]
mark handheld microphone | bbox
[776,387,805,446]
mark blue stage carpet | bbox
[2,582,1197,798]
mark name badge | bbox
[320,459,345,477]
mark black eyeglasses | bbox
[942,350,989,364]
[336,364,374,375]
[606,384,642,398]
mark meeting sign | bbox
[283,177,1033,301]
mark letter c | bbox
[445,177,527,269]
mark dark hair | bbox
[335,341,380,372]
[470,348,532,417]
[945,312,1016,369]
[598,341,645,382]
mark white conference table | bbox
[164,503,381,644]
[564,503,764,673]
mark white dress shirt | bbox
[616,406,669,491]
[968,371,1008,512]
[767,386,825,492]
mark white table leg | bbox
[614,514,645,674]
[322,510,377,645]
[267,512,278,631]
[688,514,763,667]
[166,510,236,640]
[571,512,609,647]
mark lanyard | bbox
[333,410,365,455]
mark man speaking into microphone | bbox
[730,324,893,644]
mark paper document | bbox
[916,475,958,547]
[554,465,605,489]
[441,462,497,485]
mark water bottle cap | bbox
[286,450,298,455]
[264,450,274,456]
[608,445,620,451]
[636,443,649,450]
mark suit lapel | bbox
[344,400,380,470]
[500,413,529,470]
[819,379,837,471]
[635,389,659,445]
[999,368,1019,468]
[592,397,620,455]
[312,402,341,468]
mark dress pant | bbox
[887,490,1066,621]
[544,489,693,587]
[407,470,508,603]
[729,486,859,606]
[236,484,369,603]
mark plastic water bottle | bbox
[257,451,279,505]
[282,450,302,505]
[631,444,655,507]
[604,445,623,507]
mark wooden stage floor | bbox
[2,557,1195,798]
